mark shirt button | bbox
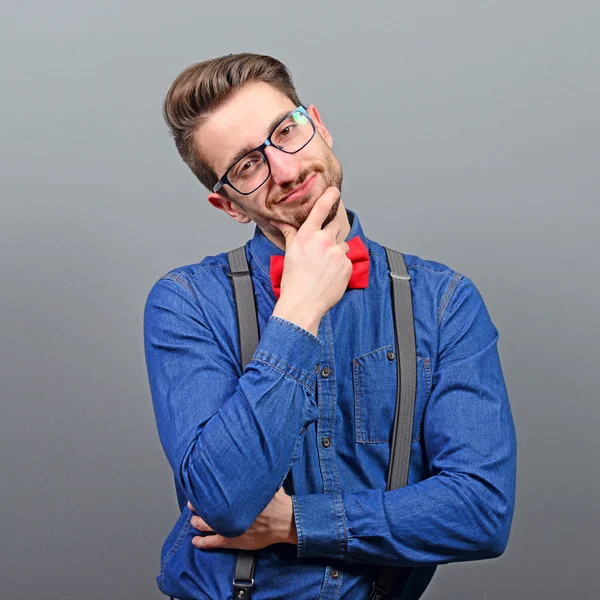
[322,437,331,448]
[321,367,331,378]
[387,351,395,361]
[330,568,340,579]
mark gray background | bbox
[1,1,598,598]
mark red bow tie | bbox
[270,236,370,300]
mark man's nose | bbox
[264,146,301,186]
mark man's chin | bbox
[280,196,340,230]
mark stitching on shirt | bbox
[253,350,312,382]
[406,263,455,275]
[367,250,386,266]
[413,357,432,443]
[269,316,321,344]
[292,496,305,557]
[335,493,349,559]
[372,250,456,276]
[252,357,312,391]
[323,317,342,491]
[158,510,192,589]
[352,346,395,444]
[189,263,230,280]
[354,344,394,361]
[352,359,364,443]
[253,351,304,375]
[159,272,200,302]
[248,242,272,279]
[331,493,342,557]
[286,399,312,469]
[437,272,464,328]
[251,356,314,394]
[332,566,343,597]
[325,316,344,517]
[330,493,343,557]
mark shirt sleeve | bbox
[144,275,321,538]
[291,275,517,566]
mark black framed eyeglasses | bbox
[212,105,317,196]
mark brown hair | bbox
[162,53,302,194]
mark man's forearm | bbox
[179,316,320,537]
[145,277,322,538]
[292,465,515,566]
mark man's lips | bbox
[277,173,317,204]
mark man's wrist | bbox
[272,300,322,338]
[280,493,298,545]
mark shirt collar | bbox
[248,208,368,279]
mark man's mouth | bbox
[276,173,317,204]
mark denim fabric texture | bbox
[143,209,517,600]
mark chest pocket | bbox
[352,345,432,444]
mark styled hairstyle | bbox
[162,53,302,194]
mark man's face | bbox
[200,82,343,236]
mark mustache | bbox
[270,164,325,206]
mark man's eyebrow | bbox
[224,109,293,171]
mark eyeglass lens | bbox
[228,110,313,194]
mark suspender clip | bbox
[233,577,254,599]
[369,581,390,600]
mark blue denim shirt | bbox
[143,208,517,600]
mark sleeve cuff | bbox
[252,316,322,394]
[292,493,348,560]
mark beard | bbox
[267,150,343,229]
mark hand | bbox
[188,488,298,551]
[270,187,352,331]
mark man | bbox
[144,52,517,600]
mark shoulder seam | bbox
[437,272,465,328]
[437,271,464,328]
[158,263,231,301]
[158,272,200,302]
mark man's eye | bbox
[237,157,260,175]
[280,125,294,137]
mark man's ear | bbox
[306,104,333,148]
[207,192,252,223]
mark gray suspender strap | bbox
[368,248,416,600]
[228,246,259,367]
[227,245,417,600]
[384,248,416,490]
[227,246,259,600]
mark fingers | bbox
[301,186,340,233]
[187,500,196,512]
[190,514,212,533]
[192,533,229,550]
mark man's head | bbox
[163,53,343,240]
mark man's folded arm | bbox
[292,276,517,567]
[143,276,321,538]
